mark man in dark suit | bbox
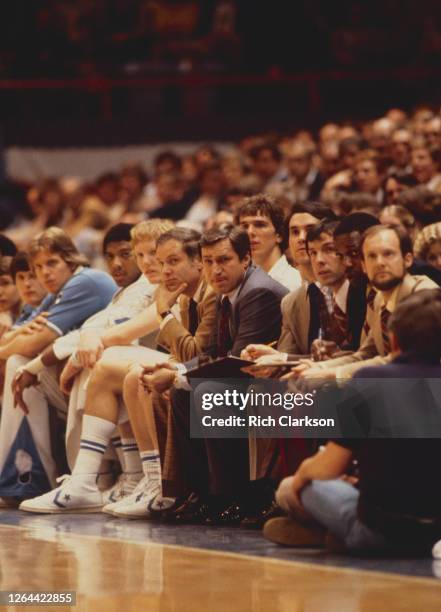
[243,216,379,489]
[265,289,441,555]
[142,225,288,524]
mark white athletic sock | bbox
[111,434,125,472]
[140,450,161,483]
[72,415,116,486]
[121,437,142,476]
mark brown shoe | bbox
[0,497,19,509]
[263,516,326,547]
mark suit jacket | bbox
[410,258,441,287]
[317,274,438,378]
[277,281,367,357]
[156,281,216,362]
[277,283,310,356]
[205,264,289,359]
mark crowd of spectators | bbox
[4,104,441,272]
[1,103,441,561]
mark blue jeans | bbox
[300,479,388,551]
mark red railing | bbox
[0,67,438,119]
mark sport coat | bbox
[206,264,289,358]
[277,281,367,357]
[277,283,310,356]
[156,281,217,362]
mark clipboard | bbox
[242,361,301,377]
[185,356,255,379]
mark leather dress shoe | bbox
[210,501,247,526]
[240,500,284,530]
[164,493,213,524]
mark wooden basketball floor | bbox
[0,511,441,611]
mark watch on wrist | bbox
[159,309,172,319]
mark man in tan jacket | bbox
[292,225,438,383]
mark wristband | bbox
[22,354,45,376]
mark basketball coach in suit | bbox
[143,225,288,524]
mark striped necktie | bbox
[332,300,349,346]
[363,287,376,336]
[380,305,391,354]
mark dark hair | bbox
[384,172,418,189]
[286,202,336,226]
[95,172,118,188]
[154,150,182,172]
[306,220,339,249]
[200,224,250,261]
[285,202,336,247]
[235,193,286,244]
[396,186,441,225]
[9,252,31,280]
[103,223,134,253]
[334,213,379,237]
[195,144,220,162]
[250,143,282,163]
[157,227,201,260]
[338,192,381,215]
[360,225,413,258]
[0,234,17,257]
[389,289,441,359]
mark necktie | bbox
[363,287,376,336]
[380,305,391,354]
[188,298,198,336]
[218,297,232,357]
[332,300,349,346]
[317,291,332,341]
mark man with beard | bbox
[292,226,438,383]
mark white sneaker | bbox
[432,539,441,559]
[102,475,149,515]
[110,478,161,519]
[102,472,142,505]
[19,475,103,514]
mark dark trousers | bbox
[193,380,250,497]
[154,384,251,499]
[154,387,209,498]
